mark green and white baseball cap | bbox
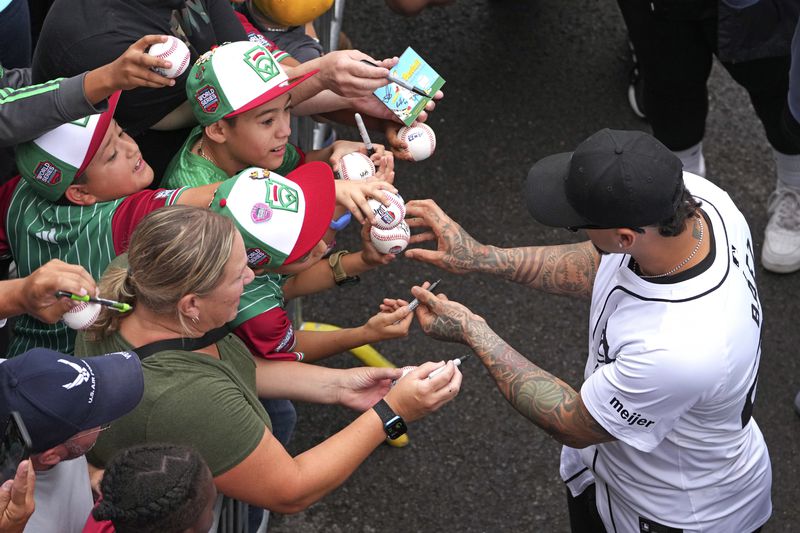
[211,161,335,268]
[187,41,317,127]
[16,91,121,201]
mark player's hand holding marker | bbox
[410,283,486,345]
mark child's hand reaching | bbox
[334,179,397,224]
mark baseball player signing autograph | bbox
[404,129,771,532]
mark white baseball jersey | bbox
[562,173,771,532]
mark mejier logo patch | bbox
[243,45,279,83]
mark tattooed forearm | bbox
[465,320,614,448]
[485,241,600,299]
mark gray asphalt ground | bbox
[270,1,800,531]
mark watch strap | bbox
[328,250,359,285]
[372,399,407,438]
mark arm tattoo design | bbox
[466,320,614,448]
[500,241,600,299]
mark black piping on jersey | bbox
[626,209,716,285]
[605,484,618,533]
[591,195,729,340]
[590,449,619,533]
[563,466,589,484]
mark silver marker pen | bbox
[354,113,375,156]
[428,354,471,379]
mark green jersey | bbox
[4,179,184,355]
[162,125,302,189]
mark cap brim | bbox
[283,160,335,264]
[76,90,120,178]
[225,69,318,119]
[525,151,591,228]
[78,351,143,430]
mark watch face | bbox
[386,416,407,440]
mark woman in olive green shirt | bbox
[78,205,462,513]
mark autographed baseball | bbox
[367,191,405,230]
[336,152,375,180]
[370,220,410,254]
[62,302,101,330]
[398,123,436,162]
[147,36,191,79]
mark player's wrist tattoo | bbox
[466,320,613,448]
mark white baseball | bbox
[367,191,405,230]
[336,152,375,180]
[370,221,410,254]
[62,302,101,330]
[147,36,191,79]
[398,123,436,162]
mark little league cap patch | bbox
[187,41,317,126]
[16,91,121,201]
[211,162,335,267]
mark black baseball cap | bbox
[0,348,144,453]
[525,129,684,229]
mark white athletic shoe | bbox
[762,183,800,273]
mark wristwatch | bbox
[328,250,360,286]
[372,399,407,439]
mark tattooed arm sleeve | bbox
[465,318,614,448]
[476,240,601,299]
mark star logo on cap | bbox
[58,359,90,390]
[243,45,279,83]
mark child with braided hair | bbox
[85,444,216,533]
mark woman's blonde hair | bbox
[87,206,237,339]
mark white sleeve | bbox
[580,346,719,452]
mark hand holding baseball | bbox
[84,35,177,104]
[382,361,462,423]
[335,366,402,412]
[360,223,397,266]
[13,259,97,324]
[404,199,486,274]
[334,179,397,224]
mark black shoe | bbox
[627,39,646,120]
[795,390,800,417]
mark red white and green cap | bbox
[211,161,335,267]
[15,91,121,201]
[187,41,317,127]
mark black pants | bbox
[618,0,798,155]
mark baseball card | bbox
[374,47,446,126]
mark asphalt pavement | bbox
[270,1,800,531]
